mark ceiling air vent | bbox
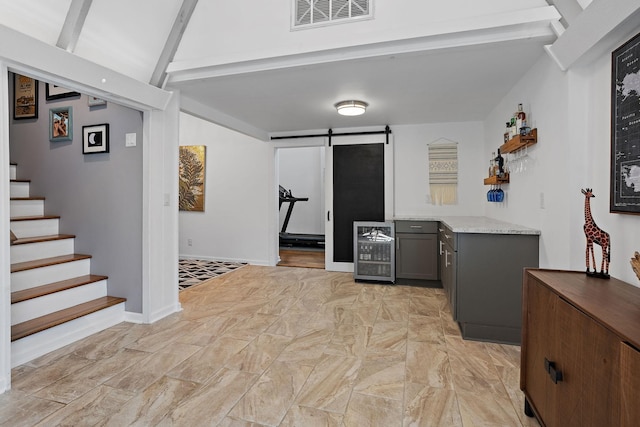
[294,0,372,29]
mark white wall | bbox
[175,0,551,65]
[179,116,488,266]
[484,28,640,286]
[178,112,271,265]
[278,146,325,235]
[393,122,486,217]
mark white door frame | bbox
[271,137,326,266]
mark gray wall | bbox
[9,75,143,312]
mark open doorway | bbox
[276,146,325,269]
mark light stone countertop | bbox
[392,216,541,235]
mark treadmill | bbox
[279,185,325,248]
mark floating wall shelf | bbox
[484,174,510,185]
[500,128,537,154]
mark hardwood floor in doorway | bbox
[278,249,325,269]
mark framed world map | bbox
[611,31,640,214]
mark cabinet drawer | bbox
[395,221,437,234]
[437,224,456,250]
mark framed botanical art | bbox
[45,83,80,101]
[49,107,73,142]
[13,74,38,120]
[179,145,206,212]
[611,31,640,214]
[82,124,109,154]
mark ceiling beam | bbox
[545,0,640,71]
[57,0,93,52]
[150,0,199,88]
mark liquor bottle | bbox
[489,153,496,177]
[516,104,526,134]
[495,149,504,177]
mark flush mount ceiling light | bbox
[335,100,368,116]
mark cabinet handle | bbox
[438,228,444,232]
[327,211,331,221]
[410,225,423,229]
[439,240,444,255]
[444,233,451,239]
[445,249,451,267]
[544,358,563,384]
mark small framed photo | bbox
[49,107,73,142]
[82,123,109,154]
[88,96,107,107]
[46,83,80,101]
[13,74,38,120]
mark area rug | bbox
[178,259,247,291]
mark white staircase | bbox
[9,163,126,367]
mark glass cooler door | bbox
[353,221,395,283]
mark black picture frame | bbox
[611,31,640,214]
[13,74,38,120]
[45,83,80,101]
[82,123,109,154]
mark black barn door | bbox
[332,143,385,263]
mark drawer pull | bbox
[410,225,423,229]
[544,358,563,384]
[439,240,444,255]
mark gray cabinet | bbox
[395,221,439,284]
[438,223,539,344]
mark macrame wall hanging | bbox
[428,138,458,205]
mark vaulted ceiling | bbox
[1,0,638,140]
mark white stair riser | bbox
[10,218,60,238]
[11,259,91,292]
[11,302,125,368]
[10,165,16,180]
[11,239,74,264]
[12,280,107,325]
[10,199,44,217]
[10,182,29,198]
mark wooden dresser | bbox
[521,269,640,427]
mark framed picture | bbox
[82,124,109,154]
[179,145,206,211]
[611,31,640,214]
[13,74,38,120]
[88,96,107,107]
[49,107,73,142]
[45,83,80,101]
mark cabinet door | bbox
[522,278,558,423]
[396,233,438,280]
[620,343,640,427]
[554,299,620,427]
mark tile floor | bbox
[1,265,541,426]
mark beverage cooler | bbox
[353,221,395,283]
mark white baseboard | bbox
[124,311,145,324]
[178,253,269,266]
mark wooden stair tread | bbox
[11,274,107,304]
[11,254,92,273]
[12,234,75,245]
[11,296,126,341]
[10,215,60,221]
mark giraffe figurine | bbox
[582,188,610,278]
